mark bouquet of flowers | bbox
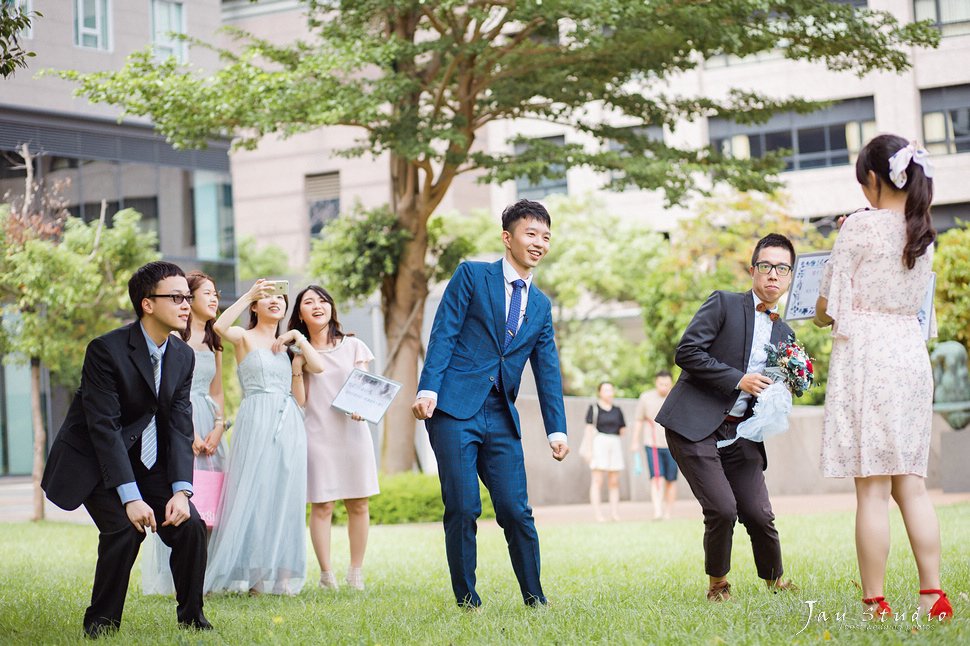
[764,336,814,397]
[717,335,815,449]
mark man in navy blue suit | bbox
[412,199,569,609]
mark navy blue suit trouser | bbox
[426,389,545,607]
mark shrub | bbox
[313,472,495,526]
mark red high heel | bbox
[919,589,953,620]
[862,596,892,618]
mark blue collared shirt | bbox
[116,324,193,505]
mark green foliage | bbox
[57,1,937,205]
[324,471,494,526]
[934,221,970,347]
[307,203,411,304]
[237,235,291,281]
[307,204,492,302]
[530,195,663,396]
[0,208,160,387]
[636,191,835,403]
[0,4,39,78]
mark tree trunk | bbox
[379,150,437,473]
[380,219,430,473]
[30,357,46,522]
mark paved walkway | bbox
[2,476,968,525]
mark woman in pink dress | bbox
[289,285,380,590]
[815,134,951,621]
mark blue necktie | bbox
[504,279,526,351]
[140,349,161,469]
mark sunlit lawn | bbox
[1,504,968,645]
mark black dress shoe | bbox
[178,617,214,631]
[83,622,119,639]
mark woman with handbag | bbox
[584,382,627,522]
[142,270,227,595]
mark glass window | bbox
[305,172,340,237]
[709,97,875,171]
[915,0,970,37]
[514,135,568,200]
[922,84,970,154]
[151,0,186,63]
[74,0,110,51]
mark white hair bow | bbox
[888,141,934,189]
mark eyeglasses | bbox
[147,293,195,305]
[753,262,792,277]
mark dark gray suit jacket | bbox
[656,290,794,453]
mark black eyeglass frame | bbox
[146,293,195,305]
[752,262,793,277]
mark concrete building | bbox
[0,1,236,476]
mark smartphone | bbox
[265,280,289,297]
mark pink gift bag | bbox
[191,469,225,528]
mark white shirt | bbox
[729,292,775,417]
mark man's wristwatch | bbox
[178,489,193,499]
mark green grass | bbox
[1,504,968,645]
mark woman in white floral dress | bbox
[815,134,951,621]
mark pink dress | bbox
[819,209,935,477]
[304,336,380,502]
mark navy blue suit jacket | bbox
[418,260,566,438]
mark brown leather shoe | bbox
[769,579,799,593]
[707,580,732,602]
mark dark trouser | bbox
[665,421,783,581]
[81,467,207,635]
[426,389,545,607]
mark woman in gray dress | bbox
[204,279,324,595]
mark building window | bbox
[73,0,110,51]
[923,84,970,155]
[710,97,875,172]
[151,0,186,63]
[305,172,340,237]
[915,0,970,37]
[514,135,568,200]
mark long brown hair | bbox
[182,270,223,351]
[855,134,935,269]
[287,285,348,346]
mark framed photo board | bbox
[784,251,831,321]
[331,369,402,424]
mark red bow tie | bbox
[756,302,779,321]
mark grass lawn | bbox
[1,504,968,645]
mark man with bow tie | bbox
[656,234,798,602]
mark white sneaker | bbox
[345,567,364,591]
[319,571,339,590]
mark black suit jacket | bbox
[656,290,794,452]
[42,322,196,510]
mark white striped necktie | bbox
[140,349,161,469]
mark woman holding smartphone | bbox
[204,279,324,595]
[143,270,227,595]
[288,285,379,590]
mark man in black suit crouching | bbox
[42,261,210,637]
[656,234,799,602]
